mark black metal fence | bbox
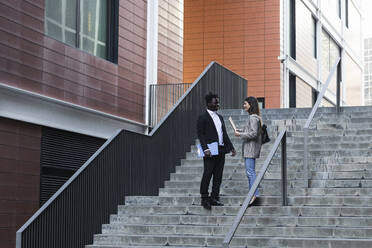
[149,83,192,127]
[16,62,247,248]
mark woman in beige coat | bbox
[234,96,262,205]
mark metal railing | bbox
[149,83,192,127]
[222,130,288,247]
[303,57,341,186]
[16,62,247,248]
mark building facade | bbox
[0,1,184,247]
[282,0,363,108]
[0,0,364,247]
[183,0,363,108]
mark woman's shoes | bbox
[248,196,257,207]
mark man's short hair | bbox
[205,92,218,105]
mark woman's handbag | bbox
[261,124,270,144]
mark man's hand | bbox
[231,149,236,157]
[204,150,211,157]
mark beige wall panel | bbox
[296,77,312,108]
[344,2,362,57]
[320,0,342,35]
[344,53,362,105]
[296,1,317,76]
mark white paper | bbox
[228,116,237,132]
[197,142,219,157]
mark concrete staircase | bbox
[87,106,372,248]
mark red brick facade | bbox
[0,117,41,248]
[0,0,147,122]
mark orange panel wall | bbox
[184,0,280,108]
[158,0,183,84]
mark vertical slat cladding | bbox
[19,63,246,248]
[40,127,105,205]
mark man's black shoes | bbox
[201,197,224,210]
[201,198,211,210]
[210,197,224,206]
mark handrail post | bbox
[281,131,288,206]
[303,127,309,188]
[336,61,341,113]
[222,130,286,247]
[303,57,339,189]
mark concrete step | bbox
[286,129,372,137]
[124,195,372,207]
[92,234,372,247]
[220,106,372,117]
[164,177,372,189]
[101,223,372,239]
[224,118,372,131]
[123,195,280,206]
[88,106,372,248]
[181,156,372,166]
[176,163,372,173]
[186,148,372,160]
[190,141,372,154]
[159,187,372,197]
[117,205,372,217]
[163,180,308,189]
[169,171,372,182]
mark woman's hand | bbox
[234,130,240,137]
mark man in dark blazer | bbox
[197,93,236,210]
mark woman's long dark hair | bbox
[245,96,260,116]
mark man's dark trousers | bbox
[200,146,225,199]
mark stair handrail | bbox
[16,62,247,248]
[303,57,340,187]
[149,82,193,127]
[222,129,287,247]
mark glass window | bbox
[45,0,117,62]
[289,0,296,59]
[338,0,341,18]
[322,30,330,72]
[345,0,349,28]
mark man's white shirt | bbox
[207,109,224,146]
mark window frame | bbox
[44,0,118,63]
[345,0,349,28]
[289,0,296,60]
[289,73,296,108]
[312,15,317,59]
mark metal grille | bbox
[40,127,105,205]
[149,83,192,127]
[17,62,247,248]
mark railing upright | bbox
[222,130,287,247]
[16,62,247,248]
[303,57,340,187]
[149,83,192,127]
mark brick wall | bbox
[184,0,281,108]
[0,117,41,248]
[0,0,147,122]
